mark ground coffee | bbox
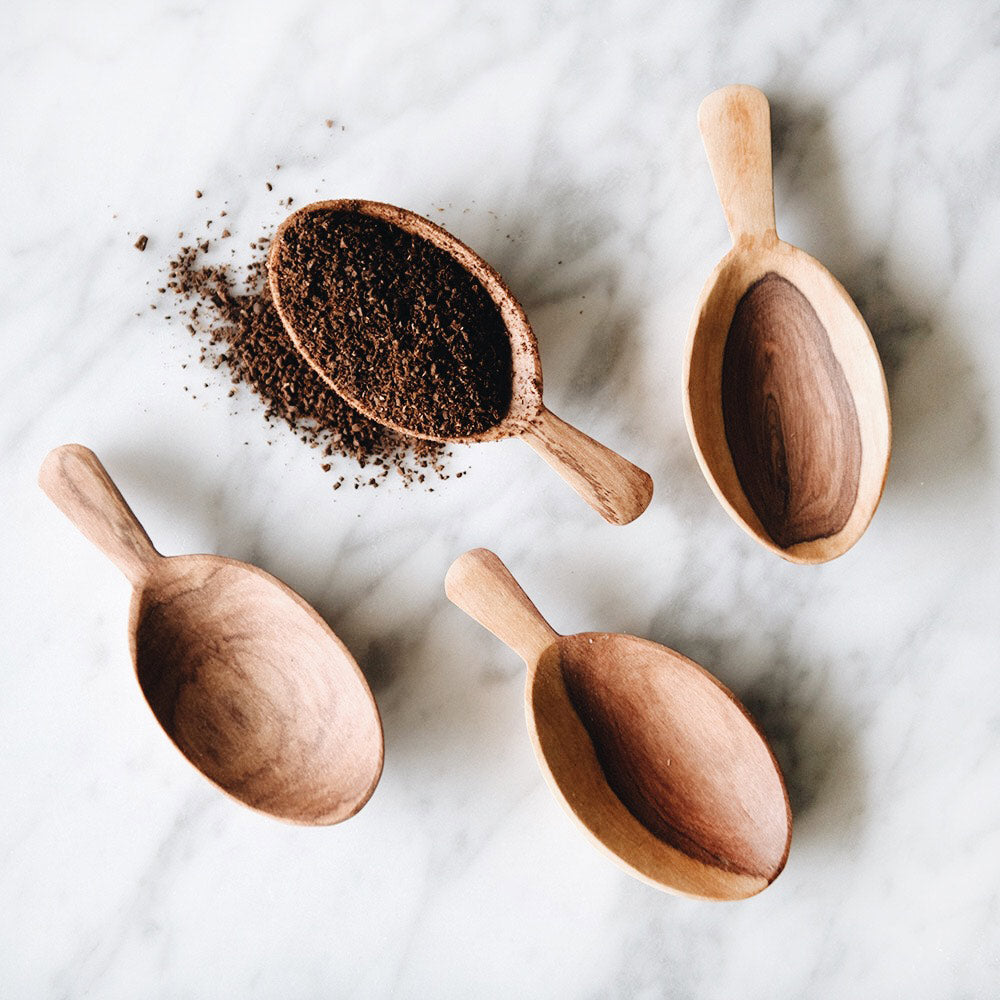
[162,237,448,489]
[271,209,513,439]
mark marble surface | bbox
[3,0,999,996]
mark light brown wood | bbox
[685,85,891,563]
[39,444,383,825]
[445,548,791,900]
[268,199,653,525]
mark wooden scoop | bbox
[38,444,383,825]
[445,548,791,899]
[685,85,891,562]
[268,199,653,525]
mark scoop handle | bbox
[520,408,653,525]
[39,444,159,587]
[698,85,777,244]
[445,549,559,665]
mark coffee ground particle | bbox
[134,235,148,251]
[162,235,447,487]
[271,209,513,439]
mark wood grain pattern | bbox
[132,559,382,823]
[270,200,652,525]
[445,549,791,899]
[522,408,654,527]
[39,444,383,825]
[684,85,891,562]
[722,272,862,548]
[558,633,788,881]
[38,442,159,586]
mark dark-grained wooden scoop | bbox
[685,85,891,562]
[39,444,383,824]
[445,548,791,899]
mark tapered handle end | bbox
[39,444,159,586]
[446,549,559,665]
[521,409,653,525]
[698,84,776,244]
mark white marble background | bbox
[2,0,999,996]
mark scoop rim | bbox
[267,198,544,445]
[524,630,792,899]
[683,238,892,565]
[125,551,385,826]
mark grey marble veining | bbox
[2,0,999,996]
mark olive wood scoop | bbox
[269,199,653,525]
[445,548,791,899]
[685,85,891,562]
[38,444,383,825]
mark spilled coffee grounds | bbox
[271,207,513,439]
[163,239,447,488]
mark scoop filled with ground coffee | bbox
[269,200,653,524]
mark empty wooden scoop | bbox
[39,444,383,824]
[445,548,791,899]
[268,199,653,525]
[685,85,891,562]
